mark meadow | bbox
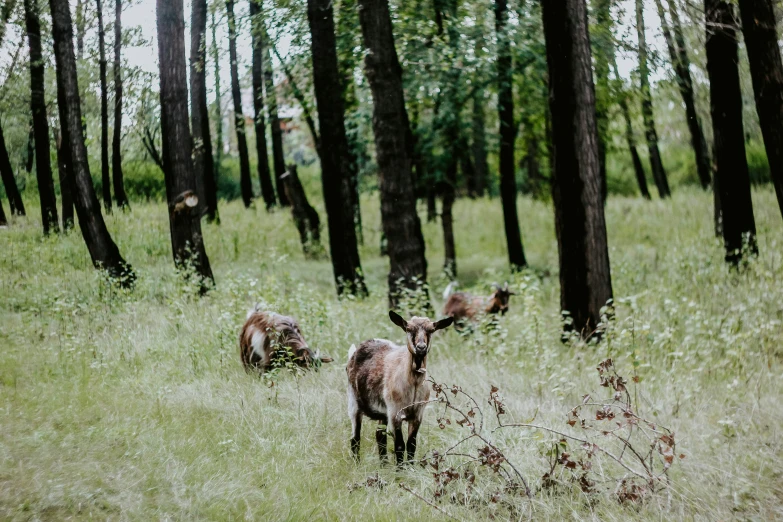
[1,186,782,520]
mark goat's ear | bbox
[389,310,407,330]
[507,290,517,296]
[433,316,454,331]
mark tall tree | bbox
[541,0,613,338]
[738,0,783,220]
[305,0,367,295]
[50,0,134,283]
[190,0,218,221]
[496,0,527,270]
[0,123,25,216]
[75,0,84,59]
[654,0,711,189]
[592,0,612,202]
[210,7,222,193]
[55,127,74,229]
[705,0,757,263]
[262,28,289,206]
[24,0,59,234]
[112,0,128,207]
[249,0,276,210]
[157,0,214,288]
[635,0,670,198]
[358,0,429,308]
[96,0,111,213]
[0,191,6,226]
[225,0,253,208]
[612,57,651,199]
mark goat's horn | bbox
[503,282,509,290]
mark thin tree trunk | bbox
[0,123,25,216]
[157,0,214,290]
[210,7,222,195]
[636,0,670,198]
[225,0,253,208]
[0,192,6,226]
[593,0,611,202]
[281,164,320,256]
[306,0,367,296]
[705,0,757,263]
[262,32,289,206]
[655,0,711,189]
[112,0,128,208]
[541,0,613,339]
[496,0,527,270]
[75,0,84,60]
[25,121,34,173]
[96,0,111,213]
[738,0,783,221]
[190,0,218,221]
[55,127,74,229]
[25,0,59,234]
[358,0,429,309]
[426,189,437,222]
[249,0,276,210]
[50,0,134,284]
[471,90,488,197]
[613,58,651,199]
[442,159,457,278]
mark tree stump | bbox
[281,164,321,258]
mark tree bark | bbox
[612,58,651,199]
[157,0,214,289]
[96,0,111,213]
[190,0,218,221]
[655,0,711,189]
[0,123,26,216]
[55,127,74,229]
[262,31,289,206]
[249,0,276,210]
[306,0,367,296]
[496,0,527,270]
[358,0,429,309]
[0,191,6,226]
[226,0,253,208]
[112,0,128,208]
[75,0,84,60]
[282,165,321,258]
[442,159,457,278]
[24,0,59,234]
[50,0,134,283]
[738,0,783,221]
[593,0,611,202]
[210,7,222,196]
[635,0,670,198]
[705,0,757,263]
[25,122,34,173]
[471,90,488,197]
[541,0,613,338]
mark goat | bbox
[442,281,516,325]
[346,311,453,465]
[239,308,332,372]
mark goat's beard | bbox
[413,353,426,372]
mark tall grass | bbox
[1,187,782,519]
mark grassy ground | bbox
[1,187,782,520]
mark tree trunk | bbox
[24,0,59,234]
[281,164,321,257]
[358,0,429,309]
[738,0,783,221]
[613,58,651,199]
[471,90,488,197]
[157,0,214,290]
[593,0,611,202]
[50,0,134,284]
[705,0,757,263]
[441,160,457,278]
[496,0,527,270]
[226,0,253,208]
[112,0,128,208]
[0,123,26,216]
[263,33,289,206]
[96,0,111,213]
[249,0,276,210]
[210,7,222,196]
[655,0,711,189]
[190,0,218,221]
[25,122,34,173]
[75,0,84,60]
[635,0,670,198]
[0,192,6,226]
[541,0,613,339]
[55,127,74,229]
[306,0,367,296]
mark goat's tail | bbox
[347,344,357,361]
[442,281,458,301]
[246,303,262,320]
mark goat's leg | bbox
[376,424,388,461]
[347,388,362,460]
[406,421,420,462]
[393,424,405,466]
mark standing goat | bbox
[442,281,516,324]
[346,311,453,465]
[239,309,332,371]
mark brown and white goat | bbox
[442,281,516,324]
[346,311,453,465]
[239,309,332,371]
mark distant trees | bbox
[705,0,757,263]
[738,0,783,221]
[358,0,428,307]
[96,0,111,213]
[541,0,613,337]
[112,0,128,208]
[613,57,651,199]
[226,0,253,208]
[156,0,213,289]
[306,0,367,296]
[263,29,289,207]
[50,0,134,283]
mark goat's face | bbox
[489,282,516,316]
[389,311,454,359]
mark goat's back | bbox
[346,339,400,421]
[443,292,481,321]
[239,311,308,370]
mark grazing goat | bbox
[239,309,332,371]
[442,281,516,324]
[346,311,454,465]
